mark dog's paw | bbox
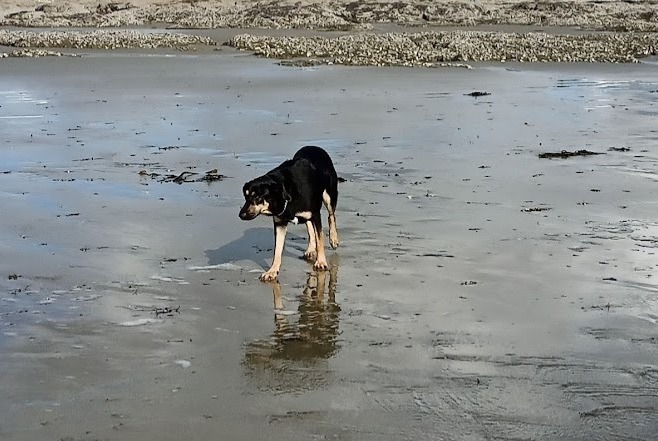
[259,270,279,282]
[304,249,317,261]
[313,259,329,271]
[329,229,339,249]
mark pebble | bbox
[175,360,192,368]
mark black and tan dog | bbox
[239,146,339,281]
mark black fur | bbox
[239,146,339,280]
[239,146,338,223]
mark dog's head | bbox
[239,176,290,220]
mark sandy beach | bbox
[1,52,657,440]
[1,1,658,440]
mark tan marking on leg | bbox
[328,213,339,249]
[322,190,339,249]
[261,224,287,282]
[304,220,317,261]
[313,223,328,271]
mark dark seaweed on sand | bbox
[538,150,604,159]
[139,168,226,184]
[464,91,491,97]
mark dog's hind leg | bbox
[323,190,339,249]
[304,221,317,261]
[312,214,329,271]
[261,220,288,282]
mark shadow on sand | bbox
[205,226,307,270]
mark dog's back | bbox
[293,146,338,212]
[293,145,334,169]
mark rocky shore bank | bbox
[2,0,658,32]
[0,29,215,50]
[1,27,654,65]
[1,1,657,64]
[228,31,658,66]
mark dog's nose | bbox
[239,211,247,220]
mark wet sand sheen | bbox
[0,54,657,440]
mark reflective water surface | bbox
[244,261,341,392]
[0,54,657,440]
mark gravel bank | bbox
[1,28,656,64]
[0,48,78,57]
[1,1,657,64]
[0,29,215,50]
[228,31,658,65]
[1,1,658,32]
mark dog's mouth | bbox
[239,209,258,221]
[239,202,260,220]
[239,199,272,220]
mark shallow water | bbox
[1,53,657,440]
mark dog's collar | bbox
[276,199,288,217]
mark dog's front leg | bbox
[260,219,288,282]
[312,215,329,271]
[304,221,317,261]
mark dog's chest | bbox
[291,211,312,224]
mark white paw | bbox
[313,259,329,271]
[260,270,279,282]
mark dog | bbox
[239,146,339,282]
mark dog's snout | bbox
[239,202,256,220]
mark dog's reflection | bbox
[243,262,340,391]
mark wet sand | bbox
[1,52,658,440]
